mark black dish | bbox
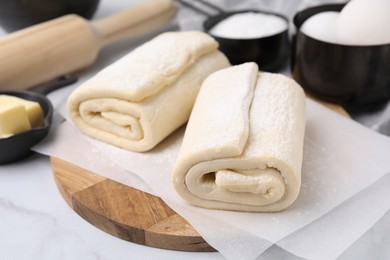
[176,0,290,72]
[0,75,77,165]
[204,10,290,72]
[0,0,100,32]
[0,90,52,165]
[292,4,390,104]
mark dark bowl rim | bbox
[297,30,390,48]
[204,9,290,41]
[0,90,53,142]
[0,0,101,32]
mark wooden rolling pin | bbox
[0,0,176,90]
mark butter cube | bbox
[0,104,32,138]
[0,95,44,128]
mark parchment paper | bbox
[278,170,390,259]
[34,98,390,260]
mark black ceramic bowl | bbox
[0,0,100,32]
[292,4,390,104]
[0,90,53,165]
[204,10,290,72]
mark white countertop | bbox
[1,0,390,259]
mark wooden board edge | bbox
[51,157,215,252]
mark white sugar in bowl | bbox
[204,10,290,72]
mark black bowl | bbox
[292,4,390,104]
[0,0,100,32]
[204,10,290,72]
[0,90,53,165]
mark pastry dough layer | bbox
[67,31,230,152]
[172,63,306,212]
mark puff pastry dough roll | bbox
[172,62,306,212]
[67,31,230,152]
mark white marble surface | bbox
[1,0,390,259]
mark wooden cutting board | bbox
[50,100,349,252]
[51,156,214,252]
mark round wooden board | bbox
[51,156,215,252]
[50,100,348,253]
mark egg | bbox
[338,0,390,45]
[300,11,340,44]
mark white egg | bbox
[300,12,340,44]
[338,0,390,45]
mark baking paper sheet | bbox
[34,98,390,259]
[277,170,390,259]
[35,120,153,195]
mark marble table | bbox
[1,0,390,259]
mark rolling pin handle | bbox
[91,0,176,47]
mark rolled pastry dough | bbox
[67,31,230,152]
[172,62,306,212]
